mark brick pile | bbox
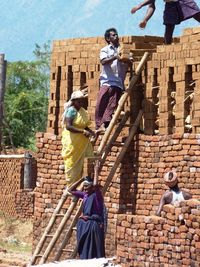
[145,27,200,135]
[122,133,200,216]
[33,132,67,260]
[116,199,200,266]
[34,131,200,262]
[34,132,65,219]
[32,27,200,265]
[15,189,34,219]
[0,157,35,219]
[47,35,163,134]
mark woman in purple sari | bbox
[131,0,200,44]
[69,162,105,259]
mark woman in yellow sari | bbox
[61,90,95,186]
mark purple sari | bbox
[72,188,105,259]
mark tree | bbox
[3,42,50,149]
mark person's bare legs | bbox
[193,12,200,22]
[164,24,175,44]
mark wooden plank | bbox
[102,110,143,194]
[100,111,130,167]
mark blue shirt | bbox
[64,106,77,119]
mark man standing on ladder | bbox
[95,28,132,132]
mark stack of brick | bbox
[47,35,164,134]
[34,132,65,219]
[0,158,22,216]
[120,133,200,216]
[33,132,71,261]
[0,158,23,216]
[32,28,200,265]
[0,157,35,219]
[33,132,125,260]
[33,130,200,261]
[145,26,200,135]
[116,199,200,266]
[15,189,34,219]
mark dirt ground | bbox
[0,212,32,267]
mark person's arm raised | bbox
[131,0,155,14]
[139,2,156,29]
[93,160,100,187]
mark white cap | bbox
[164,171,178,187]
[70,90,85,100]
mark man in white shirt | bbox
[156,170,192,216]
[131,0,200,44]
[95,28,131,130]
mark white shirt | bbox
[99,44,128,90]
[171,190,185,204]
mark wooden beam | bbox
[102,110,143,195]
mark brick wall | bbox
[47,35,164,134]
[48,27,200,137]
[15,189,35,219]
[32,26,200,265]
[0,156,35,219]
[116,199,200,267]
[33,131,200,263]
[145,27,200,135]
[120,133,200,216]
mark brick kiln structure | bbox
[33,27,200,266]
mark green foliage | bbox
[3,42,50,149]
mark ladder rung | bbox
[62,249,74,252]
[45,234,54,237]
[72,227,77,231]
[55,214,65,217]
[35,254,42,257]
[111,142,125,146]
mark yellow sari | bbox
[61,107,93,186]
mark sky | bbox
[0,0,199,62]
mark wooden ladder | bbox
[28,52,149,266]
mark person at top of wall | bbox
[95,27,132,132]
[61,90,95,187]
[68,160,106,259]
[131,0,200,44]
[156,170,192,216]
